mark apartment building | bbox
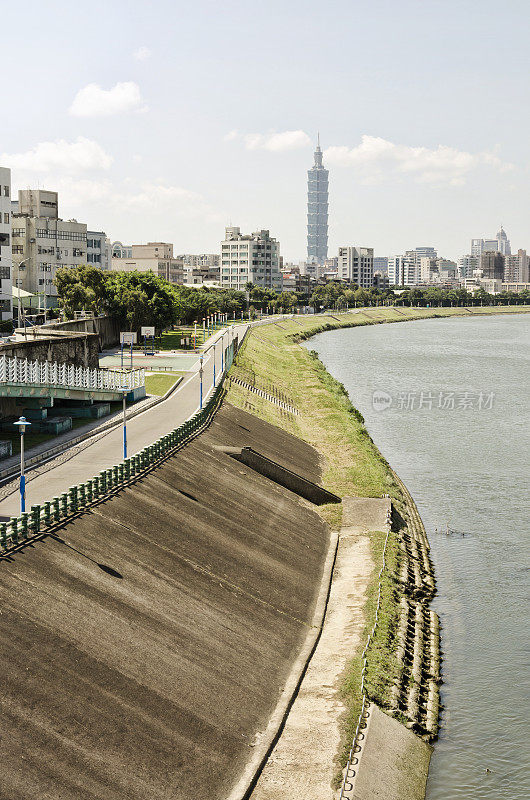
[11,190,86,308]
[0,168,13,320]
[479,251,505,280]
[111,241,133,259]
[388,254,418,286]
[87,231,111,270]
[337,246,373,288]
[220,227,282,290]
[504,250,529,283]
[111,242,184,284]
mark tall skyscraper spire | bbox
[307,135,328,264]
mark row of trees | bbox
[56,267,250,332]
[56,266,529,333]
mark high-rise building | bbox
[458,254,480,279]
[373,256,388,275]
[504,249,529,283]
[471,226,511,257]
[480,251,504,280]
[220,227,282,290]
[413,246,437,261]
[307,135,328,264]
[11,189,87,308]
[388,254,418,286]
[338,246,374,288]
[0,167,13,320]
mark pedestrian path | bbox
[0,323,249,520]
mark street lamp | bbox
[199,353,204,409]
[122,390,128,459]
[221,331,225,372]
[212,342,216,386]
[14,259,30,331]
[13,416,31,513]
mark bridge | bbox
[0,354,146,402]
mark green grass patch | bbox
[145,372,183,396]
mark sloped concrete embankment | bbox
[0,403,331,800]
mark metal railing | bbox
[0,329,246,555]
[0,354,145,392]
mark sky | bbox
[1,0,528,261]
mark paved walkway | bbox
[0,323,249,520]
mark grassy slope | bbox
[225,305,529,776]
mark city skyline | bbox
[1,0,528,261]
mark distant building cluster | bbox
[0,145,528,320]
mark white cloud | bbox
[1,137,113,173]
[227,129,312,152]
[55,178,221,224]
[324,135,513,185]
[133,46,151,61]
[69,82,147,117]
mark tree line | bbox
[55,266,529,333]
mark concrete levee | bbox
[0,404,330,800]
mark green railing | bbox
[0,337,240,555]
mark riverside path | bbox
[0,322,250,521]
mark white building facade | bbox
[220,227,282,290]
[337,246,374,288]
[0,167,13,320]
[87,231,111,270]
[11,190,87,308]
[388,254,418,286]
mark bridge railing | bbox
[0,354,144,393]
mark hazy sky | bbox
[2,0,528,261]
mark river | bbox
[305,313,529,800]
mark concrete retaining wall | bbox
[39,315,121,350]
[0,331,100,368]
[0,403,330,800]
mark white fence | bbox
[0,355,145,393]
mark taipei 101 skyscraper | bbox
[307,134,328,264]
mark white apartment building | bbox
[11,190,87,307]
[458,254,480,279]
[220,227,282,290]
[0,167,13,320]
[178,253,219,268]
[111,242,184,284]
[388,255,418,286]
[87,231,111,270]
[337,247,374,288]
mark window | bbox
[12,228,25,237]
[12,245,24,254]
[3,186,9,197]
[0,267,10,279]
[3,213,8,224]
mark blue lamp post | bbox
[199,353,204,409]
[122,390,128,459]
[213,343,216,387]
[14,415,31,513]
[221,331,225,373]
